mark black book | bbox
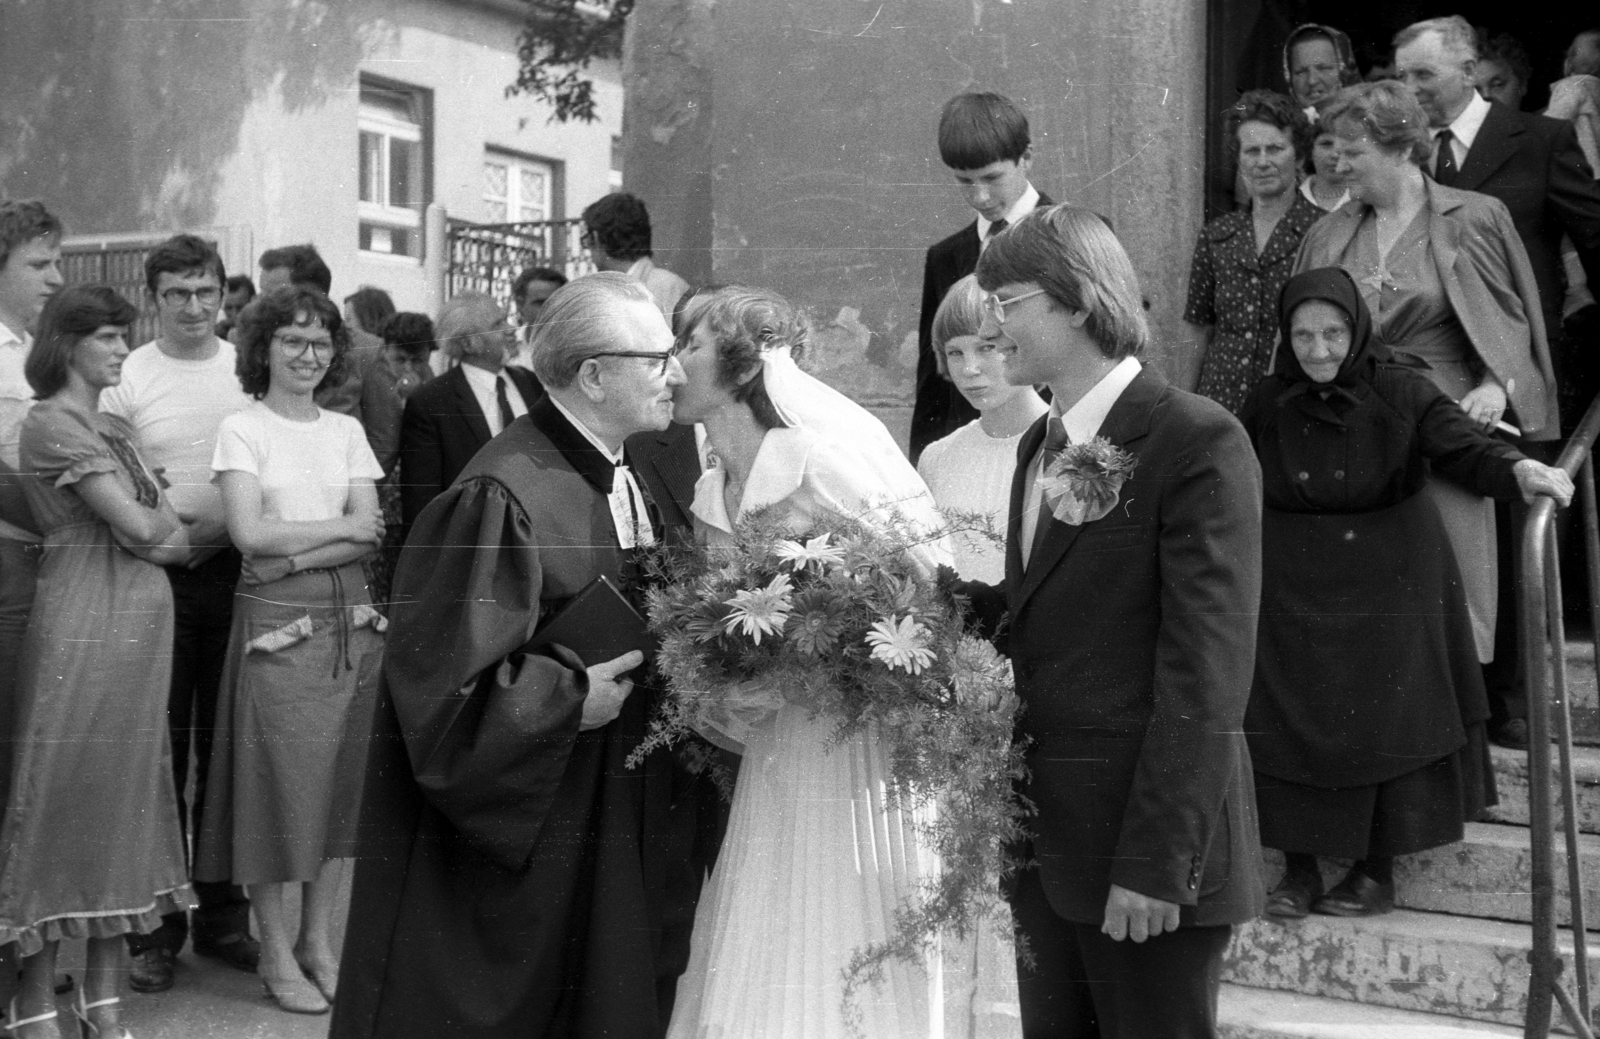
[522,574,653,669]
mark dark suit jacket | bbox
[1453,102,1600,331]
[971,368,1264,927]
[910,191,1052,462]
[399,364,542,530]
[624,422,701,543]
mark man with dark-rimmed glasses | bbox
[100,233,259,992]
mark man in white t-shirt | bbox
[100,234,258,992]
[0,199,62,860]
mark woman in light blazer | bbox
[1295,80,1555,672]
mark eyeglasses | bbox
[274,332,336,360]
[982,288,1048,325]
[160,286,223,308]
[589,350,675,376]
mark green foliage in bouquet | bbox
[629,506,1030,1016]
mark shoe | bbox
[1265,867,1323,919]
[292,947,338,1003]
[1312,870,1395,917]
[191,927,260,973]
[259,967,329,1016]
[1491,718,1530,751]
[72,991,131,1039]
[125,949,173,995]
[5,997,58,1038]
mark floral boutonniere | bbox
[1039,436,1138,526]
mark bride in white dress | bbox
[665,287,1018,1039]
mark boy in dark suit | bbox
[910,92,1050,461]
[965,206,1263,1038]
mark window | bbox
[483,153,554,224]
[359,80,430,258]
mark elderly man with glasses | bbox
[396,291,543,535]
[334,271,711,1039]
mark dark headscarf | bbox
[1276,267,1380,392]
[1282,24,1361,108]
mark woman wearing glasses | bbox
[195,286,386,1015]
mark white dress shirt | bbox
[977,183,1043,247]
[460,362,529,437]
[1019,355,1142,567]
[0,324,31,403]
[547,395,656,549]
[1435,90,1492,171]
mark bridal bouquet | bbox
[631,506,1029,996]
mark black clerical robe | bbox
[332,398,700,1039]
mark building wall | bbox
[0,0,621,313]
[626,0,1210,444]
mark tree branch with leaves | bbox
[508,0,635,124]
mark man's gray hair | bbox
[1394,16,1478,64]
[436,292,506,361]
[531,272,657,389]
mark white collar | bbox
[976,182,1041,241]
[691,426,818,533]
[459,360,506,392]
[1445,91,1492,152]
[0,323,25,349]
[548,393,622,464]
[626,256,657,281]
[1053,356,1142,444]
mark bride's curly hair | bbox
[677,285,808,430]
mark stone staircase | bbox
[1217,638,1600,1037]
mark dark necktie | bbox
[986,218,1009,242]
[495,373,515,432]
[1028,416,1070,568]
[1433,129,1458,185]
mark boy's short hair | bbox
[938,93,1031,170]
[0,200,63,270]
[513,265,568,302]
[258,243,332,294]
[581,193,653,262]
[930,275,987,378]
[144,233,227,295]
[226,274,256,297]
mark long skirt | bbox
[197,562,383,886]
[0,523,192,954]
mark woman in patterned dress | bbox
[1185,90,1326,415]
[0,286,194,1039]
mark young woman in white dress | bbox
[916,275,1048,586]
[666,286,1017,1039]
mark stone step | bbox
[1218,983,1521,1037]
[1264,822,1600,929]
[1485,743,1600,834]
[1224,908,1600,1031]
[1553,638,1600,745]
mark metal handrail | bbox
[1523,394,1600,1039]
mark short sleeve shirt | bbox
[212,402,383,522]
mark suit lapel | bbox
[1012,368,1164,612]
[1455,103,1523,191]
[1425,181,1465,294]
[624,422,700,539]
[1005,415,1047,606]
[507,366,545,409]
[450,366,493,446]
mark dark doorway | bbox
[1204,0,1591,216]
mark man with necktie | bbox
[397,292,542,535]
[910,92,1053,461]
[960,206,1263,1038]
[1396,15,1600,750]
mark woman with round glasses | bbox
[196,286,386,1015]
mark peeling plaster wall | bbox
[0,0,620,313]
[626,0,1209,444]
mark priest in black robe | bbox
[332,272,710,1039]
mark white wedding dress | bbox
[667,408,1021,1039]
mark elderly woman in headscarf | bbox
[1285,23,1362,210]
[1241,267,1572,920]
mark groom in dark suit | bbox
[910,92,1051,462]
[966,206,1264,1038]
